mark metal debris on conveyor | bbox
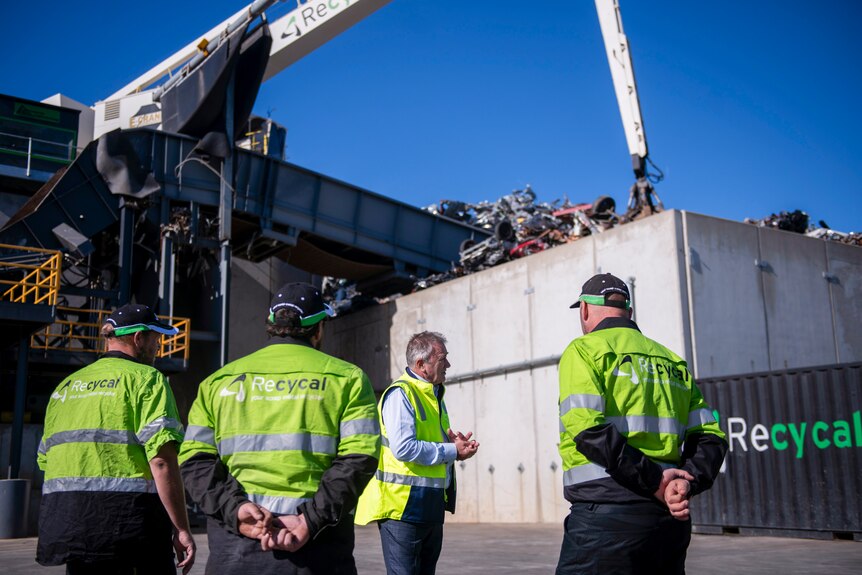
[744,210,862,247]
[415,185,628,289]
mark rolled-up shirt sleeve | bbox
[382,388,456,465]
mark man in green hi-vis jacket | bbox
[179,282,380,575]
[37,304,195,574]
[556,273,727,575]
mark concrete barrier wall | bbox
[326,210,862,524]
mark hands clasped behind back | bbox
[237,502,311,552]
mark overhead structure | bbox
[93,0,393,142]
[0,129,480,283]
[595,0,663,219]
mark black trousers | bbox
[65,554,175,575]
[556,501,692,575]
[205,517,357,575]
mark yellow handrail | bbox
[0,243,61,306]
[30,307,191,362]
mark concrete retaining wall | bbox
[326,209,862,523]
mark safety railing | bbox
[238,127,271,156]
[0,243,61,306]
[30,307,191,362]
[0,130,82,176]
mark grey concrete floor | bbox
[3,523,860,574]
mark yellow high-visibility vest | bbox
[355,372,452,524]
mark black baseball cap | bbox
[570,273,631,310]
[105,304,179,336]
[268,283,334,327]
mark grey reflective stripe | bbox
[219,433,337,456]
[559,394,605,417]
[340,418,380,437]
[247,493,312,516]
[43,476,156,494]
[375,470,445,489]
[607,415,684,436]
[562,459,677,487]
[686,408,716,430]
[380,435,390,448]
[394,381,426,421]
[185,425,216,446]
[44,428,137,450]
[563,463,609,486]
[38,439,46,456]
[137,417,184,444]
[559,419,566,434]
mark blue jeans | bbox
[378,519,444,575]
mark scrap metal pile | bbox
[744,210,862,247]
[414,185,629,289]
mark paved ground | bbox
[4,523,860,574]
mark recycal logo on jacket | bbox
[219,372,328,403]
[219,374,248,402]
[51,377,121,403]
[612,355,690,390]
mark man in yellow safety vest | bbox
[356,331,479,575]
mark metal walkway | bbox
[0,128,486,291]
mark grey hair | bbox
[406,331,447,367]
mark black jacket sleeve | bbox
[180,453,249,535]
[298,453,378,539]
[680,432,728,496]
[574,422,664,499]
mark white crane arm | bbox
[264,0,392,82]
[103,5,252,102]
[103,0,392,103]
[595,0,648,160]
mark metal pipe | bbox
[118,200,134,306]
[10,335,29,479]
[154,0,277,101]
[218,73,237,366]
[26,137,32,177]
[444,355,561,385]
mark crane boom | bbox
[94,0,392,139]
[595,0,661,218]
[595,0,647,161]
[263,0,392,82]
[104,5,253,101]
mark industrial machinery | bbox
[0,0,661,485]
[91,0,392,148]
[595,0,664,219]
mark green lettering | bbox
[772,423,788,451]
[787,422,807,458]
[812,421,830,449]
[833,420,852,448]
[854,411,862,447]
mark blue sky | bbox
[2,1,860,233]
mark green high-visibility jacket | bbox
[354,371,455,524]
[178,341,380,518]
[38,354,184,493]
[558,317,726,503]
[36,351,184,566]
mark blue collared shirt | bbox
[381,368,456,486]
